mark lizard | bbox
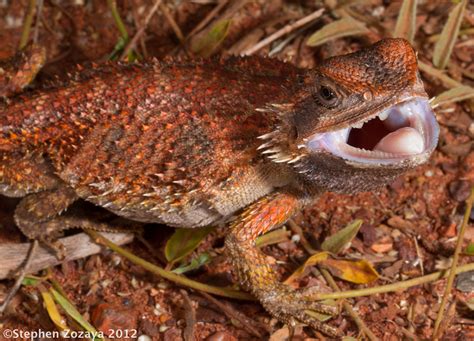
[0,38,439,336]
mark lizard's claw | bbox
[259,285,340,337]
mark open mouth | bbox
[306,98,439,165]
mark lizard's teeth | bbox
[373,127,424,154]
[378,110,389,121]
[352,122,364,129]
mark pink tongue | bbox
[374,127,424,154]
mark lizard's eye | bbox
[317,85,338,107]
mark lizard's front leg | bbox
[225,192,339,336]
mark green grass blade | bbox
[50,288,103,340]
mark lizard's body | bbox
[1,56,298,227]
[0,39,439,335]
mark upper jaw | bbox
[305,97,439,166]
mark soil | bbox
[0,1,473,340]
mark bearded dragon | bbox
[0,38,439,335]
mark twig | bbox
[311,262,474,301]
[433,186,474,339]
[0,240,38,314]
[242,8,325,56]
[180,289,196,341]
[85,229,254,301]
[19,0,37,49]
[199,291,264,338]
[159,3,185,44]
[121,0,162,60]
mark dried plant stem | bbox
[19,0,37,49]
[312,262,474,301]
[121,0,162,60]
[85,229,253,301]
[433,186,474,339]
[242,8,324,56]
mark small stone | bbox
[91,302,138,337]
[159,325,170,333]
[137,335,152,341]
[456,271,474,292]
[448,180,471,202]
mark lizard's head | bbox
[259,38,439,193]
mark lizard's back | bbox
[1,56,302,227]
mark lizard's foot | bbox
[259,283,339,337]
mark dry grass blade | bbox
[433,0,467,70]
[418,61,463,88]
[306,16,370,47]
[431,85,474,107]
[19,0,37,49]
[393,0,418,43]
